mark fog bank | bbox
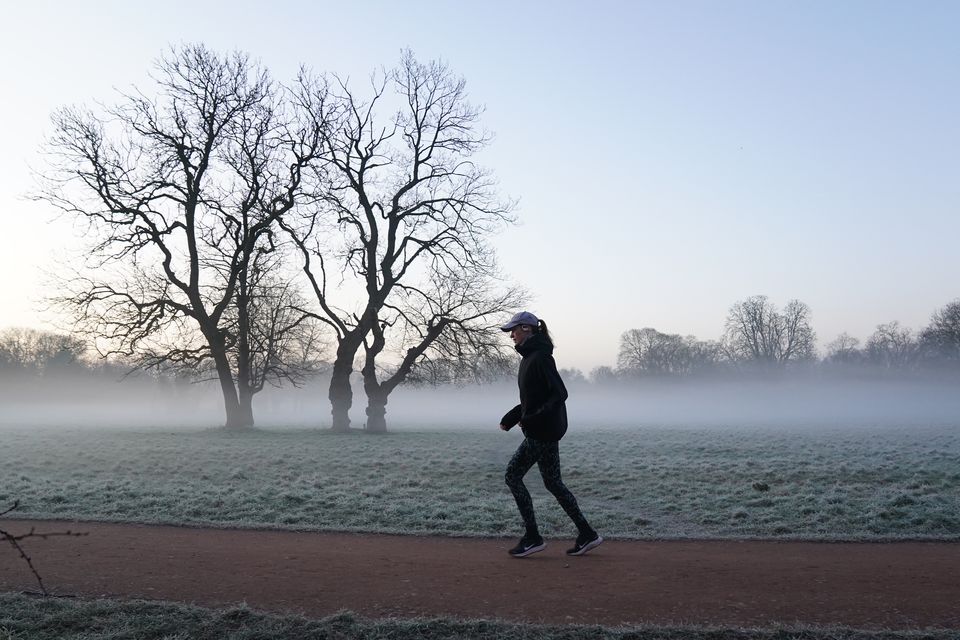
[2,372,960,430]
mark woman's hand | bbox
[499,424,510,431]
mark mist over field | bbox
[2,372,960,431]
[388,378,960,430]
[4,372,959,542]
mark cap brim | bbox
[500,323,519,332]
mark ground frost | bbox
[0,425,958,540]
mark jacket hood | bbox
[516,331,553,357]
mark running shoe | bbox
[566,532,603,556]
[508,536,546,558]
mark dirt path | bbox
[1,519,958,629]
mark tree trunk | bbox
[212,351,247,429]
[237,385,256,429]
[364,392,388,433]
[235,264,254,429]
[328,360,354,432]
[328,332,367,432]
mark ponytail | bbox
[536,319,554,348]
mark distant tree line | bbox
[0,327,87,376]
[0,326,196,393]
[8,295,959,399]
[596,295,960,384]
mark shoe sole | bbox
[509,542,546,558]
[567,535,604,556]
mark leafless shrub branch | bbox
[1,501,88,596]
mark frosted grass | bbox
[1,425,958,540]
[2,593,957,640]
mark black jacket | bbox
[500,332,569,441]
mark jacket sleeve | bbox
[500,404,522,429]
[521,354,568,423]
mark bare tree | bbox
[589,365,619,385]
[919,299,960,367]
[617,328,721,378]
[865,321,918,371]
[0,328,87,375]
[37,45,329,428]
[686,337,725,374]
[559,367,588,385]
[722,296,816,369]
[209,244,330,422]
[167,249,331,422]
[406,350,514,386]
[360,271,522,431]
[618,328,685,377]
[824,332,863,366]
[285,51,519,432]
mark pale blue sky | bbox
[1,1,958,371]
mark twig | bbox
[1,500,88,596]
[0,500,19,518]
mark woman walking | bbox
[498,311,602,558]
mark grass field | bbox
[1,593,957,640]
[4,424,959,639]
[2,424,958,540]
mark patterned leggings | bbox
[504,437,592,538]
